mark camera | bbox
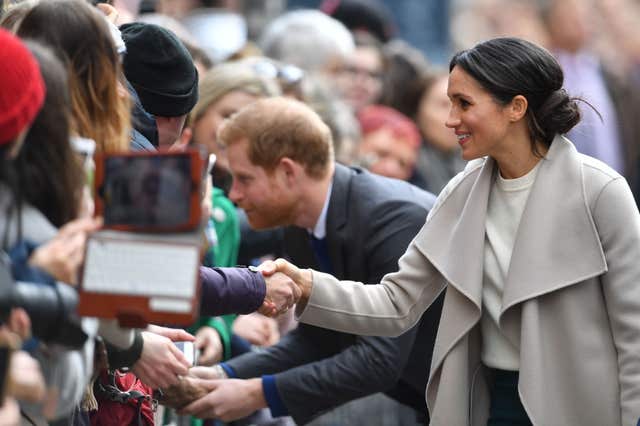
[0,254,87,349]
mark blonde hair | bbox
[68,54,131,154]
[219,97,333,179]
[188,61,280,126]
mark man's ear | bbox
[170,127,192,152]
[509,95,528,122]
[278,157,301,182]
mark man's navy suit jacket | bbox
[226,164,443,424]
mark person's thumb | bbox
[187,378,220,392]
[258,260,278,276]
[274,258,299,280]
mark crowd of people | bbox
[1,0,640,425]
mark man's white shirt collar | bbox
[309,183,333,240]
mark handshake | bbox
[157,366,270,420]
[143,260,315,420]
[254,259,314,318]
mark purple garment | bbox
[556,50,623,172]
[198,266,266,316]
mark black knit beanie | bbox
[320,0,395,43]
[120,22,198,117]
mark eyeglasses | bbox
[250,60,305,89]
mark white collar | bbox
[309,182,333,239]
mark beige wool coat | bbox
[298,136,640,426]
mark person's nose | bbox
[228,180,242,203]
[445,106,460,129]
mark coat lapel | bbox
[416,158,494,311]
[417,136,607,319]
[500,136,607,318]
[284,165,352,276]
[414,158,493,388]
[324,165,351,278]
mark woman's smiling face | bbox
[445,65,512,161]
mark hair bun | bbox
[534,88,581,141]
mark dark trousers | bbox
[487,369,532,426]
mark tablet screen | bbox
[101,154,195,229]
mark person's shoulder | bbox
[333,167,432,230]
[578,153,629,209]
[579,153,622,182]
[129,129,156,152]
[0,184,57,246]
[348,166,433,202]
[552,135,623,198]
[580,153,623,193]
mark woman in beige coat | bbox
[264,37,640,425]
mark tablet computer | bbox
[94,150,203,232]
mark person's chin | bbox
[461,147,480,161]
[245,213,271,230]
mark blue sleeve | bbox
[262,375,289,417]
[219,362,237,378]
[8,240,55,286]
[220,363,289,417]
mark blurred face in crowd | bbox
[445,66,512,161]
[192,90,259,171]
[156,115,187,148]
[334,45,384,112]
[358,128,417,181]
[155,0,200,19]
[227,138,298,229]
[417,75,459,153]
[545,0,593,52]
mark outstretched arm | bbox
[262,240,445,337]
[199,267,299,317]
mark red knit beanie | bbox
[358,105,421,149]
[0,28,46,145]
